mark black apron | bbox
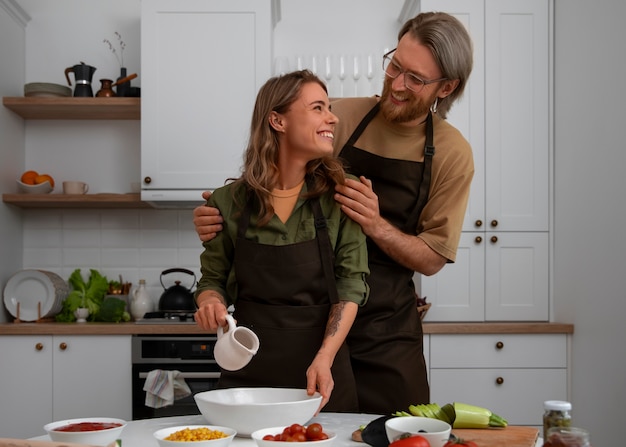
[217,185,359,412]
[339,102,433,414]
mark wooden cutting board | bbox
[452,426,539,447]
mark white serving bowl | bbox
[194,388,322,437]
[385,416,452,447]
[251,426,336,447]
[44,417,126,446]
[16,179,53,194]
[153,424,236,447]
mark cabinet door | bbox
[420,0,486,233]
[141,0,273,191]
[0,336,53,438]
[421,232,485,322]
[430,368,567,425]
[485,0,550,231]
[485,232,549,321]
[52,335,132,421]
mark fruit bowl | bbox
[16,179,53,194]
[251,426,336,447]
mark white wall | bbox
[0,0,27,314]
[553,0,626,444]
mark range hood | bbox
[141,190,209,209]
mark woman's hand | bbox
[306,351,334,414]
[194,291,229,331]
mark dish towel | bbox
[143,369,192,408]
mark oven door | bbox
[132,362,220,420]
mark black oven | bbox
[131,335,220,420]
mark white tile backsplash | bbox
[22,209,204,292]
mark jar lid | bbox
[544,400,572,411]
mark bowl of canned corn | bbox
[154,425,237,447]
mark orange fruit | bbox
[35,174,55,188]
[20,170,39,185]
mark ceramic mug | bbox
[63,181,89,194]
[214,314,260,371]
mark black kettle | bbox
[158,268,197,312]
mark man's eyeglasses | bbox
[382,49,447,93]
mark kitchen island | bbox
[26,413,541,447]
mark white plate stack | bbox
[3,270,70,321]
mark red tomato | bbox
[389,435,431,447]
[306,423,324,440]
[443,438,478,447]
[263,435,276,441]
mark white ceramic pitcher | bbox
[214,315,260,371]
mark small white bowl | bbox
[153,425,236,447]
[44,417,126,445]
[385,416,451,447]
[16,179,53,194]
[251,426,336,447]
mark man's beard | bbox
[379,78,434,124]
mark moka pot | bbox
[64,62,96,97]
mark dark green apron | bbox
[339,102,433,414]
[217,186,358,412]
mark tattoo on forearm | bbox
[325,302,346,337]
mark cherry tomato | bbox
[389,435,431,447]
[263,435,276,441]
[306,423,324,440]
[443,438,478,447]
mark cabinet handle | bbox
[474,219,483,228]
[35,342,44,351]
[496,376,504,385]
[491,219,498,227]
[490,235,498,243]
[495,341,504,349]
[144,176,152,184]
[475,236,482,243]
[59,342,68,351]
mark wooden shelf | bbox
[2,97,140,120]
[2,193,152,209]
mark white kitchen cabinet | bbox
[0,335,132,438]
[140,0,274,204]
[428,334,568,426]
[420,0,551,321]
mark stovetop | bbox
[134,311,196,324]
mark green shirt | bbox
[196,179,370,306]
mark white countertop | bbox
[32,413,543,447]
[33,413,380,447]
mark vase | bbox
[116,67,131,97]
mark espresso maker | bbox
[64,62,96,97]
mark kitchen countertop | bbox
[0,321,574,336]
[26,413,541,447]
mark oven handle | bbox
[139,371,221,380]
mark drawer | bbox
[430,368,568,425]
[429,334,567,368]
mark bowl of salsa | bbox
[44,417,126,445]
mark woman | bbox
[194,70,369,412]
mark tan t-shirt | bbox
[330,97,474,262]
[271,180,305,223]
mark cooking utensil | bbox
[112,73,137,87]
[158,268,197,312]
[64,62,96,97]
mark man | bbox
[193,12,474,414]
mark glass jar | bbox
[543,427,590,447]
[543,400,572,440]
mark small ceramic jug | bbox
[130,279,153,321]
[214,315,260,371]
